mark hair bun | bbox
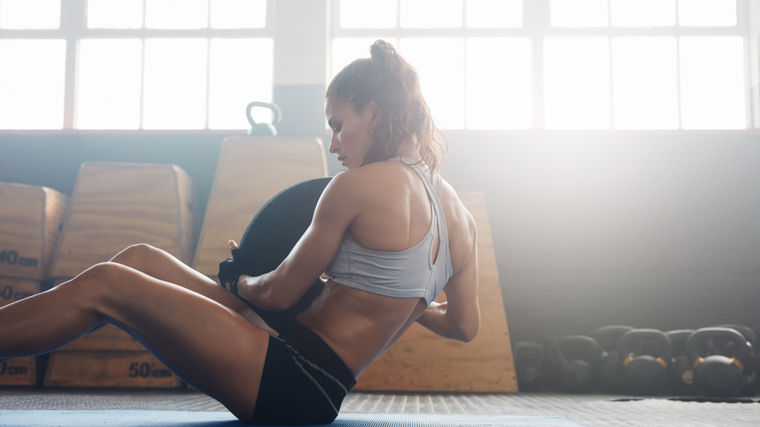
[370,40,396,62]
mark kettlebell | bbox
[593,325,633,393]
[717,324,758,396]
[618,329,672,395]
[688,327,752,397]
[548,335,600,393]
[246,101,282,136]
[514,341,545,392]
[665,329,696,395]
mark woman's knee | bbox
[56,262,130,311]
[111,243,161,270]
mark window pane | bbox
[611,0,675,27]
[209,38,273,129]
[331,38,399,79]
[679,0,737,26]
[0,0,60,29]
[467,38,531,129]
[612,37,678,129]
[0,39,65,129]
[680,37,745,129]
[551,0,607,27]
[341,0,396,28]
[87,0,143,29]
[400,38,464,129]
[401,0,462,28]
[544,37,609,129]
[77,39,142,129]
[143,39,208,129]
[146,0,208,29]
[211,0,266,29]
[467,0,522,28]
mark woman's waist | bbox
[296,280,425,376]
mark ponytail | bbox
[326,40,448,174]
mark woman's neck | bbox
[394,140,421,163]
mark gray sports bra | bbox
[324,157,453,306]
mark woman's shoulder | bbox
[331,161,413,191]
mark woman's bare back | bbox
[296,159,478,377]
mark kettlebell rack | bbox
[514,324,760,398]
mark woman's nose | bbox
[329,135,339,153]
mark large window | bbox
[331,0,755,130]
[0,0,273,130]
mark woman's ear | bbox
[367,101,380,123]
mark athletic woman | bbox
[0,40,480,425]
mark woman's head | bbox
[325,40,448,173]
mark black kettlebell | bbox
[665,329,696,395]
[514,341,545,392]
[549,335,600,393]
[246,101,282,136]
[688,327,752,397]
[618,329,672,395]
[593,325,633,393]
[717,324,758,396]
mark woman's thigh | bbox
[78,262,270,422]
[109,244,276,334]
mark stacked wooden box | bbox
[43,163,197,388]
[0,182,68,385]
[193,137,328,278]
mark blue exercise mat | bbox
[0,411,584,427]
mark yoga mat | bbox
[0,411,585,427]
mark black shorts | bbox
[250,320,357,425]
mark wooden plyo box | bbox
[354,192,517,392]
[0,182,68,280]
[0,277,44,386]
[44,351,181,388]
[193,137,327,277]
[49,162,198,279]
[45,163,197,388]
[0,357,39,386]
[0,276,40,308]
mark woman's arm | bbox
[235,173,363,311]
[416,225,480,342]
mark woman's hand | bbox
[218,240,242,293]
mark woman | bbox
[0,40,479,424]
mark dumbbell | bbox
[717,324,757,396]
[513,341,545,392]
[665,329,695,395]
[548,335,600,393]
[618,329,672,395]
[593,325,633,394]
[688,327,753,397]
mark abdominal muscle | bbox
[295,278,428,378]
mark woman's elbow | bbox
[459,323,479,343]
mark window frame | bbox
[330,0,758,130]
[0,0,276,131]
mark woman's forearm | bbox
[237,272,279,310]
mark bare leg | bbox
[109,244,276,334]
[0,261,269,422]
